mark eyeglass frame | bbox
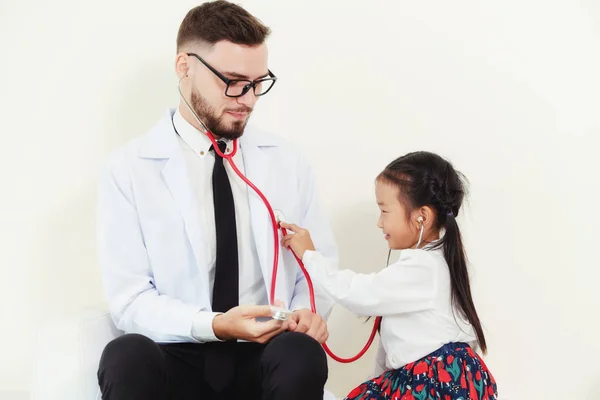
[186,52,277,98]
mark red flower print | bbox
[413,361,429,376]
[347,383,367,398]
[468,375,478,400]
[438,367,452,383]
[416,384,424,392]
[447,355,454,364]
[460,371,467,388]
[488,386,495,395]
[467,346,476,358]
[469,384,478,400]
[383,383,392,397]
[476,370,482,381]
[400,389,415,400]
[445,395,452,400]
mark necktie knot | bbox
[210,141,228,157]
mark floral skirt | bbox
[345,342,498,400]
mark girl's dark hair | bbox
[377,151,487,354]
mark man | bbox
[96,1,338,399]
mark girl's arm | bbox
[300,249,437,316]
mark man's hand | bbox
[287,308,328,344]
[280,222,316,259]
[212,305,288,344]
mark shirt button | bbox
[200,151,205,156]
[226,147,231,153]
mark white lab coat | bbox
[97,108,338,343]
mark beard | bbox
[190,89,252,140]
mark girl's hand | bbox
[280,222,316,260]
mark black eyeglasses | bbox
[187,53,277,98]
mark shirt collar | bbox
[422,227,446,250]
[173,108,232,159]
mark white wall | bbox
[1,0,599,398]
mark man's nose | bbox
[236,88,258,108]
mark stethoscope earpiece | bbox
[416,216,425,248]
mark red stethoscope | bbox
[178,78,380,363]
[208,136,380,363]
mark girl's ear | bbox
[416,206,435,227]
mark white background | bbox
[1,0,599,398]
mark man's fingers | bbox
[287,320,298,331]
[318,331,329,344]
[316,324,329,344]
[258,331,283,343]
[256,323,287,344]
[250,319,283,338]
[244,305,275,318]
[274,299,285,308]
[306,318,320,339]
[294,319,310,333]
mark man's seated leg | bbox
[98,333,210,400]
[260,332,328,400]
[98,334,167,400]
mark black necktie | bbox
[211,140,239,313]
[204,140,239,394]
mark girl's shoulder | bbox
[388,249,448,277]
[391,247,447,270]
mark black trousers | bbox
[97,331,328,400]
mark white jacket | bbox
[97,109,338,343]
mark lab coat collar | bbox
[172,108,216,158]
[138,108,281,159]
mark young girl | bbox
[281,151,498,400]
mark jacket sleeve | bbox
[97,156,218,342]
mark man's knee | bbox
[98,334,163,382]
[262,332,328,388]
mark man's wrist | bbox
[212,313,232,340]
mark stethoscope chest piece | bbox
[274,209,286,225]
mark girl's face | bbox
[375,180,421,250]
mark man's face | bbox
[184,41,269,139]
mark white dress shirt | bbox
[172,109,268,341]
[302,243,477,376]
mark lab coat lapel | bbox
[161,152,209,277]
[141,110,209,280]
[240,134,274,297]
